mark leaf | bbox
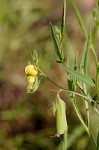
[73,52,78,89]
[61,0,66,38]
[80,40,89,75]
[66,45,73,90]
[50,22,62,61]
[74,51,78,71]
[80,41,88,70]
[70,0,88,40]
[62,63,95,87]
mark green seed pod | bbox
[53,92,68,136]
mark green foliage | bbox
[49,0,99,149]
[50,23,63,61]
[62,63,95,87]
[0,0,99,150]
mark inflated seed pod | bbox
[53,93,68,136]
[25,65,38,76]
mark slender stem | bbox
[70,0,97,57]
[77,83,99,115]
[40,68,99,115]
[96,68,99,97]
[39,68,98,147]
[90,44,98,68]
[80,40,90,127]
[70,0,99,99]
[71,98,97,148]
[39,67,97,104]
[70,1,98,67]
[83,84,90,127]
[92,23,98,45]
[71,98,89,132]
[89,44,99,97]
[91,16,99,97]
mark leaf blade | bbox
[61,0,66,38]
[62,63,95,87]
[50,22,62,61]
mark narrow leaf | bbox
[67,45,71,68]
[74,51,78,71]
[70,0,88,40]
[80,40,88,71]
[61,0,66,38]
[67,45,73,91]
[62,63,95,87]
[50,22,62,60]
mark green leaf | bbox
[80,40,89,72]
[61,0,66,38]
[67,45,71,68]
[62,63,95,87]
[70,0,88,40]
[50,22,62,61]
[74,51,78,71]
[73,52,78,88]
[79,40,91,77]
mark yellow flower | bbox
[27,76,35,83]
[25,65,38,76]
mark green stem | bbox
[70,0,98,66]
[92,23,98,45]
[38,67,97,103]
[80,41,90,127]
[71,98,89,132]
[83,84,90,127]
[90,45,99,97]
[96,67,99,97]
[71,98,97,148]
[70,0,99,98]
[91,19,99,97]
[39,68,98,147]
[70,0,98,62]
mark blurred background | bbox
[0,0,99,150]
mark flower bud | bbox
[25,65,38,76]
